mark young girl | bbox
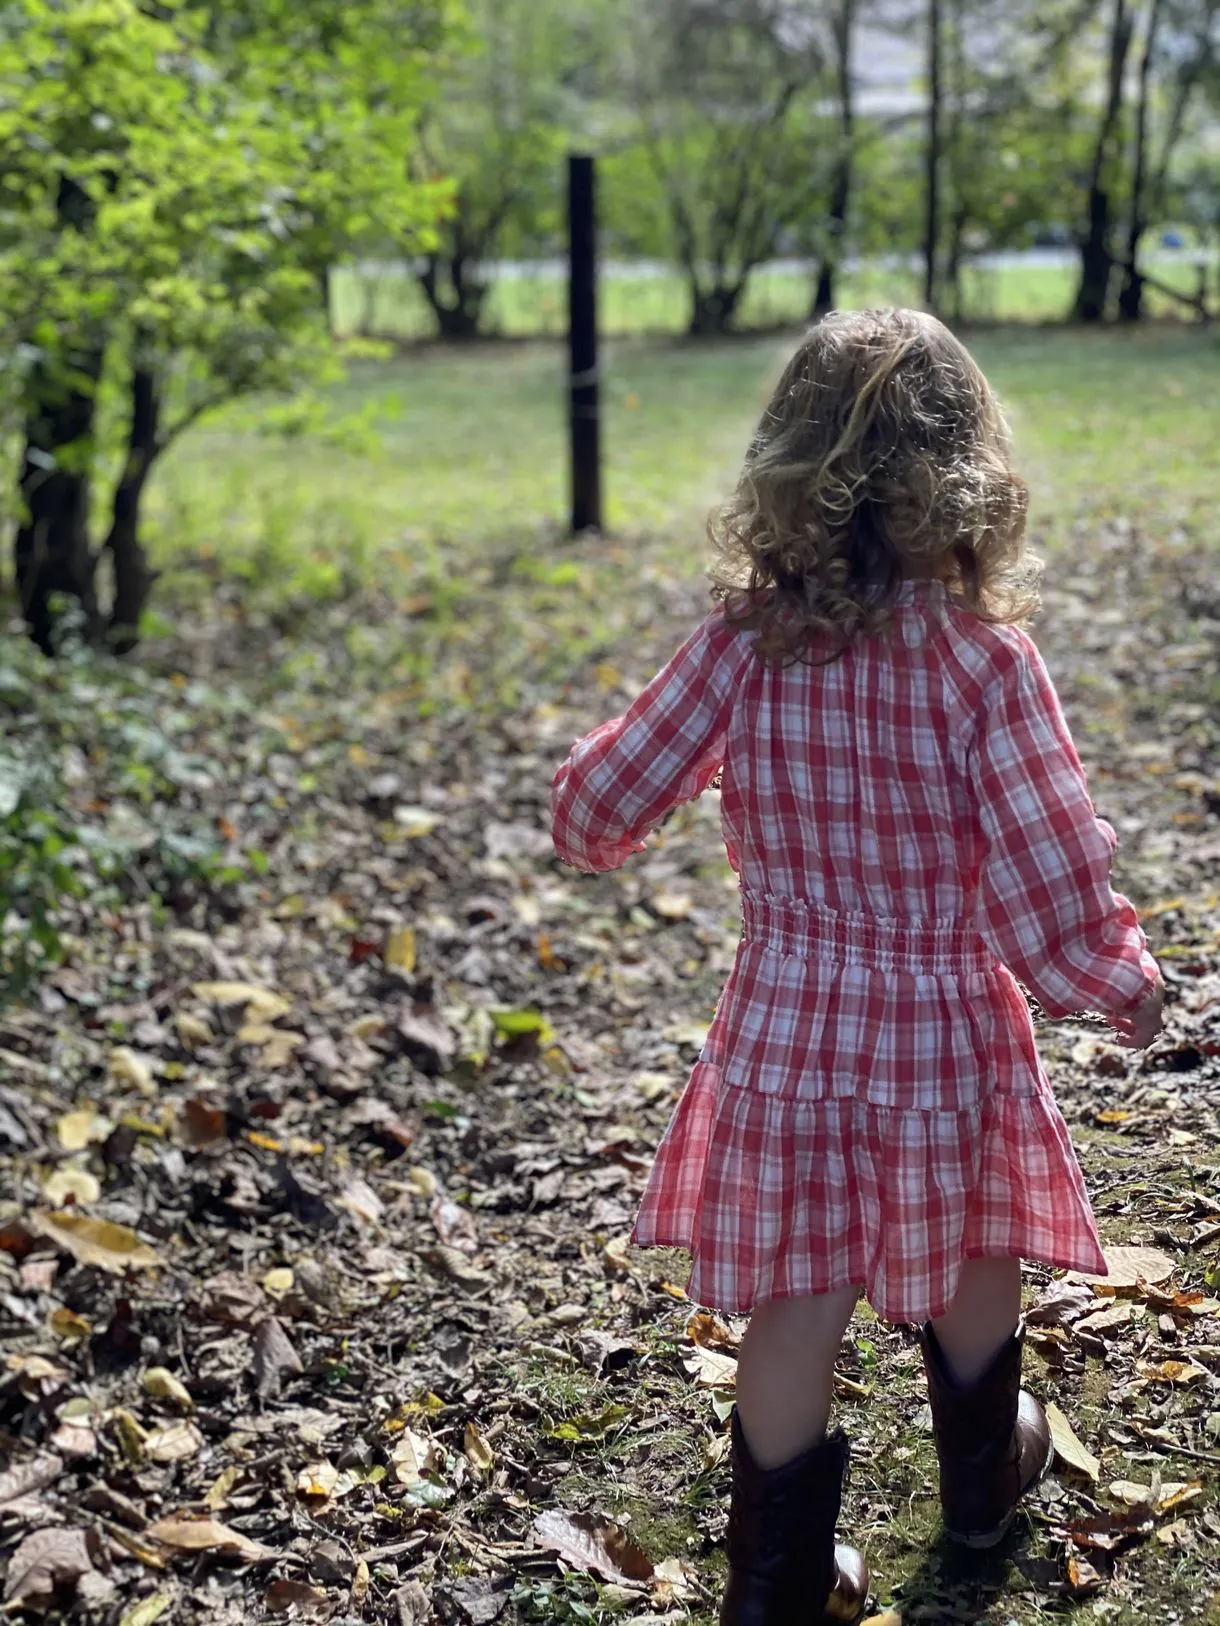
[550,309,1163,1626]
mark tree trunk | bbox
[1118,0,1166,322]
[1074,0,1134,323]
[103,354,161,654]
[14,342,105,655]
[418,253,488,339]
[812,0,856,321]
[923,0,943,312]
[688,280,745,336]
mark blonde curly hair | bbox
[711,308,1037,663]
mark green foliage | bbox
[0,625,234,999]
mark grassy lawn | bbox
[331,259,1217,340]
[148,324,1220,611]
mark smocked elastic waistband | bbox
[741,892,993,975]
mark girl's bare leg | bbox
[929,1256,1022,1383]
[734,1286,861,1469]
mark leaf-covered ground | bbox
[3,514,1220,1626]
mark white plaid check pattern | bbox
[552,583,1158,1321]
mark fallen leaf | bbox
[419,1244,488,1289]
[1075,1245,1175,1289]
[0,1453,62,1512]
[205,1466,241,1511]
[338,1178,384,1225]
[431,1193,477,1251]
[56,1107,113,1152]
[385,925,417,972]
[684,1346,739,1387]
[266,1577,330,1615]
[176,1010,213,1049]
[1064,1553,1103,1597]
[145,1421,205,1464]
[42,1167,102,1207]
[48,1307,93,1341]
[1046,1402,1100,1482]
[532,1509,655,1587]
[1027,1279,1097,1327]
[29,1211,161,1274]
[146,1513,270,1562]
[112,1410,150,1465]
[1156,1519,1191,1547]
[1109,1478,1202,1512]
[687,1310,741,1351]
[652,892,693,921]
[3,1527,96,1605]
[661,1020,709,1050]
[109,1047,157,1096]
[1074,1301,1134,1337]
[48,1419,96,1458]
[143,1367,194,1411]
[239,1024,306,1068]
[297,1460,350,1500]
[392,1428,446,1485]
[1067,1503,1155,1552]
[119,1595,175,1626]
[1136,1358,1209,1385]
[191,981,292,1022]
[464,1420,494,1474]
[490,1006,550,1040]
[548,1403,633,1442]
[262,1267,294,1298]
[180,1096,227,1147]
[252,1315,303,1400]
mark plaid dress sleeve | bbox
[551,613,741,874]
[971,629,1160,1020]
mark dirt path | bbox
[2,527,1219,1625]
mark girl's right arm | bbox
[970,629,1162,1034]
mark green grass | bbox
[331,259,1217,340]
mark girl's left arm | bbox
[551,613,742,874]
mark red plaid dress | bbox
[551,582,1159,1323]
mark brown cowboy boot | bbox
[919,1321,1053,1548]
[720,1410,869,1626]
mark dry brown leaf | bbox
[652,891,693,921]
[532,1508,655,1587]
[146,1513,270,1562]
[1136,1358,1209,1385]
[391,1428,445,1485]
[1067,1503,1155,1552]
[252,1315,303,1400]
[145,1421,205,1464]
[238,1024,306,1068]
[30,1211,162,1274]
[205,1466,241,1511]
[297,1460,354,1500]
[463,1420,494,1474]
[265,1577,331,1616]
[684,1346,739,1387]
[3,1527,96,1605]
[42,1166,102,1207]
[419,1244,488,1289]
[1075,1245,1176,1289]
[56,1107,113,1152]
[109,1047,156,1097]
[48,1306,92,1341]
[687,1310,742,1351]
[1074,1301,1134,1337]
[191,981,292,1022]
[431,1193,477,1251]
[338,1178,384,1225]
[1156,1519,1191,1548]
[47,1419,96,1459]
[1028,1278,1098,1328]
[1046,1402,1100,1481]
[180,1096,227,1148]
[143,1367,194,1411]
[1064,1553,1104,1597]
[1109,1478,1202,1512]
[0,1452,62,1512]
[176,1010,214,1049]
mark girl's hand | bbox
[1109,978,1165,1050]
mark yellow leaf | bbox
[385,925,417,972]
[406,1167,439,1198]
[143,1367,194,1411]
[287,1137,324,1157]
[464,1420,494,1474]
[120,1595,174,1626]
[56,1108,113,1152]
[109,1047,156,1097]
[263,1268,295,1298]
[205,1466,241,1511]
[536,931,562,971]
[113,1409,150,1465]
[652,892,693,921]
[191,981,292,1023]
[1137,1358,1209,1386]
[41,1167,101,1207]
[352,1558,370,1604]
[1046,1402,1100,1481]
[30,1211,161,1274]
[246,1130,284,1153]
[297,1460,339,1499]
[176,1011,213,1048]
[346,1014,386,1041]
[48,1307,92,1341]
[237,1027,305,1069]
